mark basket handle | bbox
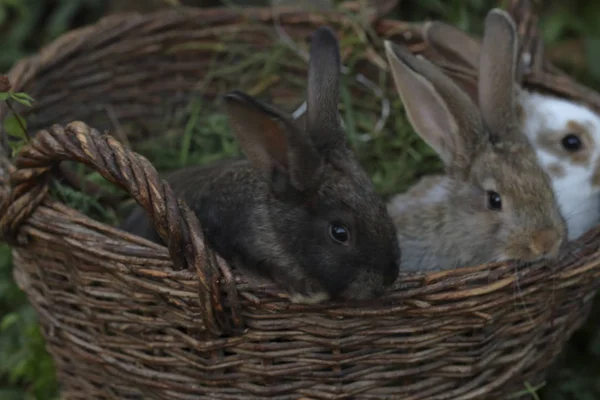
[0,121,244,336]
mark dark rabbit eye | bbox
[562,134,582,152]
[486,191,502,210]
[329,223,350,244]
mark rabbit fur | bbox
[120,26,400,303]
[384,9,567,272]
[423,14,600,241]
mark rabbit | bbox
[120,26,401,304]
[383,9,567,272]
[422,16,600,241]
[518,91,600,240]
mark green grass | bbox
[0,244,59,400]
[1,0,600,399]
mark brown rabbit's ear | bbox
[423,21,481,71]
[478,9,519,140]
[306,26,344,152]
[224,90,323,194]
[423,21,481,104]
[384,40,485,175]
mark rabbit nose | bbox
[529,229,562,257]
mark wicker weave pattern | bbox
[1,3,600,399]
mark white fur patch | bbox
[420,181,451,203]
[520,90,600,240]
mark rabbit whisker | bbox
[511,261,536,327]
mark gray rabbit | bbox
[121,27,400,303]
[384,9,567,271]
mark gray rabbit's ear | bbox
[423,21,481,104]
[478,9,519,141]
[423,20,481,70]
[306,26,345,153]
[384,40,485,176]
[224,90,323,194]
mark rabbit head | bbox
[424,13,600,241]
[518,90,600,240]
[222,26,400,301]
[384,9,567,268]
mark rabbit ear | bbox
[423,21,481,103]
[478,9,519,139]
[306,26,344,152]
[384,40,485,174]
[423,20,481,70]
[224,90,323,194]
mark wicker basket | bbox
[1,2,600,399]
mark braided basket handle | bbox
[0,121,243,336]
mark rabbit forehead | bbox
[318,162,397,241]
[319,164,386,215]
[472,143,559,215]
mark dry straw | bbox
[0,0,599,399]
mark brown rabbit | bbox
[384,9,567,271]
[121,26,400,303]
[424,16,600,242]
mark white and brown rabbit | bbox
[423,15,600,241]
[121,27,400,303]
[384,9,567,272]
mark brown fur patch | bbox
[535,120,594,166]
[547,163,565,178]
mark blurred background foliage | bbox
[1,0,599,399]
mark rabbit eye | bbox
[562,134,582,152]
[486,191,502,211]
[329,223,350,244]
